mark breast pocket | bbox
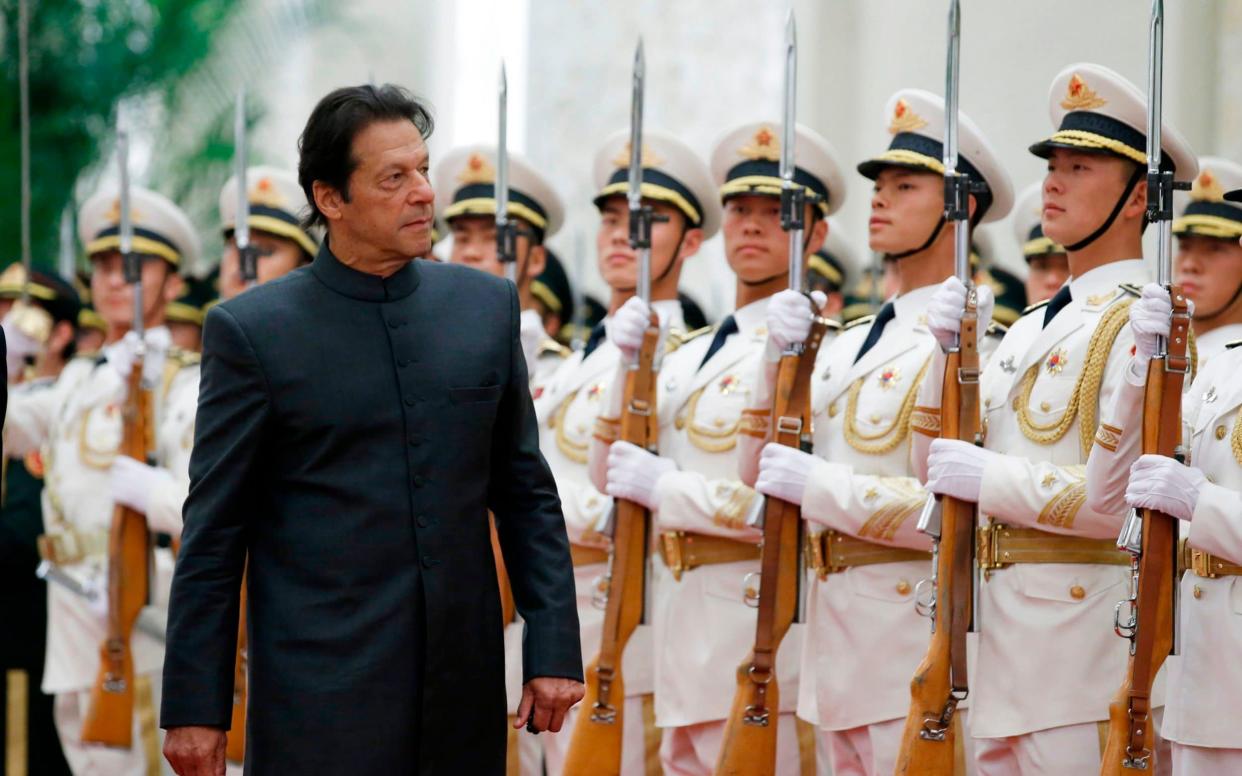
[1014,563,1127,604]
[450,384,504,405]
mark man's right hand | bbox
[607,297,657,361]
[164,725,227,776]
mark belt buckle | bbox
[37,530,82,566]
[805,532,828,580]
[823,530,846,575]
[1191,548,1216,579]
[977,521,1004,576]
[661,532,686,582]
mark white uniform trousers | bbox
[53,675,171,776]
[659,713,805,776]
[1171,742,1242,775]
[827,713,976,776]
[975,715,1169,776]
[542,694,653,775]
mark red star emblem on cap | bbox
[755,128,774,147]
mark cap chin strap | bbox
[886,216,947,262]
[1195,277,1242,322]
[1063,165,1145,253]
[616,226,686,294]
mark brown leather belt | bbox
[570,543,609,567]
[805,530,931,579]
[37,528,108,566]
[658,531,760,581]
[977,522,1128,572]
[1181,540,1242,579]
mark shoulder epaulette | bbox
[843,314,876,331]
[1021,299,1050,316]
[820,317,842,331]
[986,320,1009,337]
[537,339,571,359]
[168,346,201,367]
[1120,283,1143,298]
[1227,339,1242,351]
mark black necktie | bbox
[1042,285,1072,329]
[582,322,607,359]
[853,302,896,364]
[698,315,738,371]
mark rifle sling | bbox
[1125,287,1191,759]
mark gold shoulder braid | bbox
[843,355,932,455]
[1232,405,1242,467]
[678,387,740,453]
[552,390,588,464]
[1015,299,1131,456]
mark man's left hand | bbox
[514,676,585,734]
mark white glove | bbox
[604,440,677,511]
[104,330,143,378]
[925,438,1001,503]
[766,290,828,354]
[110,456,174,516]
[1125,454,1208,521]
[1,313,42,380]
[607,297,657,362]
[754,443,816,506]
[925,276,995,353]
[519,309,544,373]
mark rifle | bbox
[235,88,259,287]
[715,14,829,775]
[226,567,249,763]
[895,3,982,772]
[563,40,661,776]
[1101,2,1192,770]
[81,131,155,748]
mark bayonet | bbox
[497,61,518,284]
[235,88,258,286]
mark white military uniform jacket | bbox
[1090,342,1242,749]
[921,259,1150,738]
[1193,322,1242,370]
[641,297,803,728]
[527,300,685,710]
[3,329,199,694]
[793,284,998,731]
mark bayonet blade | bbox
[497,61,517,284]
[234,89,250,253]
[780,11,796,189]
[628,39,651,304]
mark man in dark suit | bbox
[160,84,583,775]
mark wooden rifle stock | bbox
[1100,289,1189,774]
[895,297,980,776]
[563,313,660,776]
[227,568,249,763]
[716,317,829,776]
[81,360,152,747]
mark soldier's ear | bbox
[526,244,547,279]
[163,272,185,304]
[677,227,704,260]
[806,216,828,255]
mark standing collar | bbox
[733,296,771,333]
[1068,258,1146,302]
[310,240,420,302]
[893,283,939,325]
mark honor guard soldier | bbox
[3,185,202,774]
[1012,182,1070,306]
[75,305,108,355]
[588,119,845,775]
[1171,157,1242,365]
[165,276,215,353]
[741,89,1011,776]
[916,63,1197,773]
[0,267,81,776]
[435,146,570,392]
[536,129,717,775]
[1086,186,1242,774]
[217,166,319,300]
[805,225,858,321]
[531,250,575,347]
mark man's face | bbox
[721,194,824,283]
[867,168,943,254]
[168,321,202,352]
[1025,253,1070,305]
[219,231,307,301]
[1175,234,1242,317]
[595,197,690,291]
[317,119,435,260]
[88,251,176,329]
[448,215,544,282]
[1041,148,1140,247]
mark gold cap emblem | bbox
[457,153,496,185]
[1060,73,1107,111]
[249,177,287,208]
[888,99,928,134]
[610,142,665,169]
[737,125,781,161]
[104,198,142,225]
[1191,169,1225,202]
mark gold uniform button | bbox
[896,580,912,596]
[1012,397,1020,411]
[1216,425,1228,441]
[828,402,839,418]
[1040,401,1051,412]
[1069,584,1086,600]
[1193,585,1203,600]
